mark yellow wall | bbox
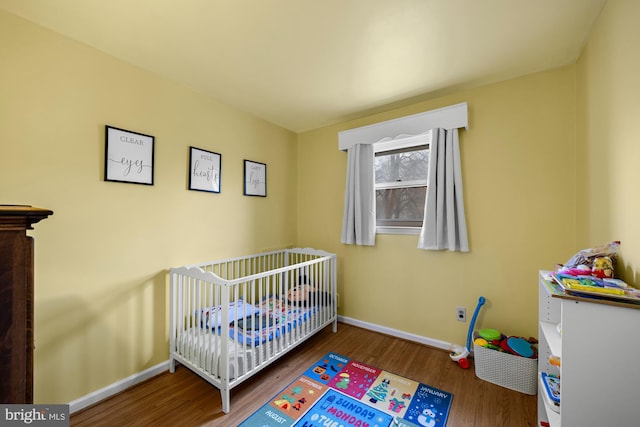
[298,66,578,345]
[576,0,640,284]
[0,10,297,404]
[3,0,638,408]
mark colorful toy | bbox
[541,372,561,412]
[592,256,614,278]
[506,337,534,358]
[478,328,501,342]
[467,296,486,350]
[474,337,488,347]
[449,345,469,368]
[450,296,486,369]
[475,333,538,359]
[556,264,591,276]
[549,355,561,367]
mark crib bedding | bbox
[198,298,317,346]
[177,303,322,381]
[198,299,260,332]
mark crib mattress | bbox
[175,329,254,379]
[175,304,331,378]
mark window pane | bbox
[375,147,428,184]
[376,187,426,226]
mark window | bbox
[338,102,468,246]
[374,132,430,234]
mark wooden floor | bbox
[71,323,537,426]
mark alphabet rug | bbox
[239,352,453,427]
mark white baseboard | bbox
[338,315,455,351]
[68,360,169,414]
[69,318,454,413]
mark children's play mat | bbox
[239,352,453,427]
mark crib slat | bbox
[169,248,337,414]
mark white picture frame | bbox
[243,160,266,197]
[189,146,221,193]
[104,125,155,185]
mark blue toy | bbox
[450,296,486,368]
[467,296,486,350]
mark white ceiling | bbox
[0,0,607,132]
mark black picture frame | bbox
[189,146,221,193]
[243,160,266,197]
[104,125,155,185]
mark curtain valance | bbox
[338,102,468,151]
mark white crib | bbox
[169,248,337,413]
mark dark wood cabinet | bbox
[0,205,52,404]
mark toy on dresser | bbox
[554,241,640,303]
[556,240,619,278]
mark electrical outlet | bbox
[456,306,466,322]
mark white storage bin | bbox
[473,334,538,395]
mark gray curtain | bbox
[418,128,469,251]
[341,143,375,245]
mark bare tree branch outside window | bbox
[375,146,429,227]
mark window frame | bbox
[374,132,431,235]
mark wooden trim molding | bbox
[0,205,54,230]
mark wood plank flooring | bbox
[70,323,537,426]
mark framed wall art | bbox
[104,125,155,185]
[189,146,221,193]
[243,159,266,197]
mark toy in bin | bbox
[473,329,539,395]
[474,329,538,359]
